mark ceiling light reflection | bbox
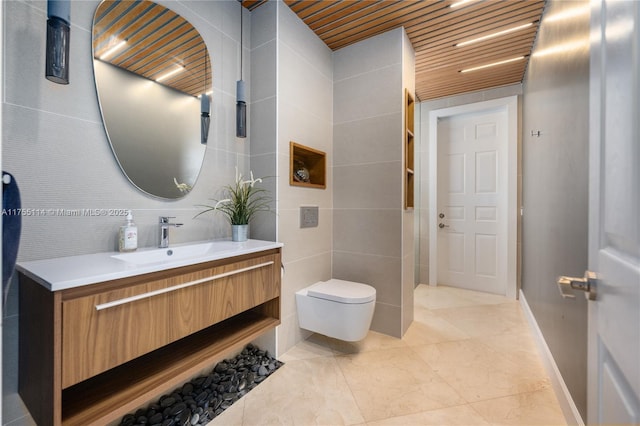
[544,6,589,23]
[532,39,589,57]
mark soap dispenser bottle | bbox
[119,210,138,252]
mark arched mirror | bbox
[92,0,211,199]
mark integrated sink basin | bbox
[111,242,235,265]
[17,239,283,292]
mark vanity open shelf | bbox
[62,309,278,425]
[17,242,282,426]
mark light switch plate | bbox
[300,206,319,228]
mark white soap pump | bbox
[118,210,138,252]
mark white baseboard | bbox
[519,290,585,426]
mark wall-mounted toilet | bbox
[295,279,376,342]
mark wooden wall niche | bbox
[405,89,415,209]
[290,142,326,189]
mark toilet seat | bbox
[306,279,376,304]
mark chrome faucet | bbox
[159,216,183,248]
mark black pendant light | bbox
[201,50,211,145]
[45,0,70,84]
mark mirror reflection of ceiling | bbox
[243,0,545,101]
[93,0,211,98]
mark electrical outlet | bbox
[300,206,319,228]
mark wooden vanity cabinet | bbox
[19,248,281,426]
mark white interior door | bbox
[436,109,507,295]
[587,0,640,423]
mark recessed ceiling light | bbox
[460,56,526,73]
[155,66,184,82]
[456,23,534,47]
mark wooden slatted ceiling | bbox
[93,0,543,102]
[93,0,211,98]
[282,0,545,101]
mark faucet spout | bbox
[159,216,184,248]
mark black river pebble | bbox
[119,344,283,425]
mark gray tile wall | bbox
[274,2,334,353]
[333,28,412,338]
[2,0,251,423]
[400,29,415,335]
[3,0,252,258]
[521,0,590,419]
[250,1,277,243]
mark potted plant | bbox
[196,168,271,241]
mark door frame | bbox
[428,96,519,299]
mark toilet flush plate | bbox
[300,206,319,228]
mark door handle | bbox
[557,271,598,301]
[438,223,449,229]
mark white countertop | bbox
[16,239,283,292]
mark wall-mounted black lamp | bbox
[45,0,70,84]
[236,0,247,138]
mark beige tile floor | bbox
[210,284,567,426]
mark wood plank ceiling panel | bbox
[281,0,546,101]
[95,0,545,102]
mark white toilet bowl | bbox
[295,279,376,342]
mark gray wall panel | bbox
[521,0,590,419]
